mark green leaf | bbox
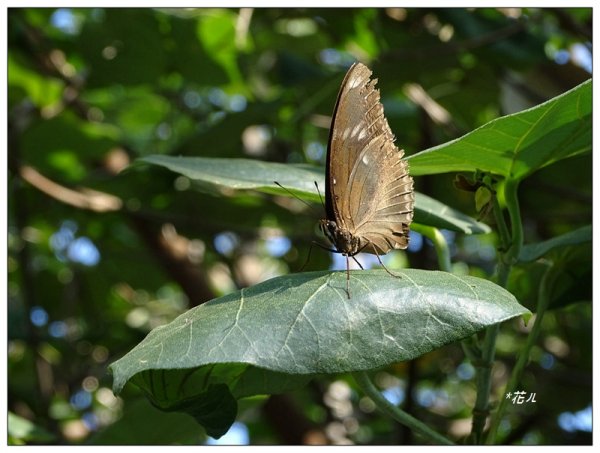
[79,9,166,87]
[90,398,205,445]
[197,10,244,89]
[548,246,592,309]
[414,192,490,234]
[110,269,526,435]
[138,155,323,199]
[130,363,312,406]
[21,113,119,182]
[8,412,56,444]
[8,54,64,108]
[475,186,492,214]
[126,364,312,439]
[137,155,490,234]
[407,79,592,180]
[111,269,528,391]
[510,244,591,311]
[164,383,237,439]
[519,225,591,262]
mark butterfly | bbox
[319,62,414,297]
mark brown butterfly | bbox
[319,62,414,297]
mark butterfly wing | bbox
[325,63,373,227]
[327,63,414,254]
[350,134,414,254]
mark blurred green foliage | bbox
[7,7,591,445]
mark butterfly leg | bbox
[372,247,403,279]
[345,254,351,299]
[350,255,364,270]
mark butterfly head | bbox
[319,219,362,256]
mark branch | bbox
[17,164,214,306]
[19,165,122,212]
[127,214,215,307]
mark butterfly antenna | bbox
[273,181,321,216]
[314,181,326,210]
[299,241,316,272]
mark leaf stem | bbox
[504,178,523,263]
[352,371,454,445]
[491,187,511,253]
[486,260,554,443]
[410,224,451,272]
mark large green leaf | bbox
[111,269,527,388]
[407,79,591,179]
[110,269,527,436]
[137,155,490,234]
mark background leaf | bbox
[519,224,591,262]
[8,412,56,445]
[509,244,592,311]
[137,155,490,234]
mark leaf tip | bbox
[520,311,534,326]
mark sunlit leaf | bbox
[110,269,527,436]
[407,80,592,180]
[111,269,528,390]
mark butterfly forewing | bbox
[325,62,414,255]
[326,63,375,231]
